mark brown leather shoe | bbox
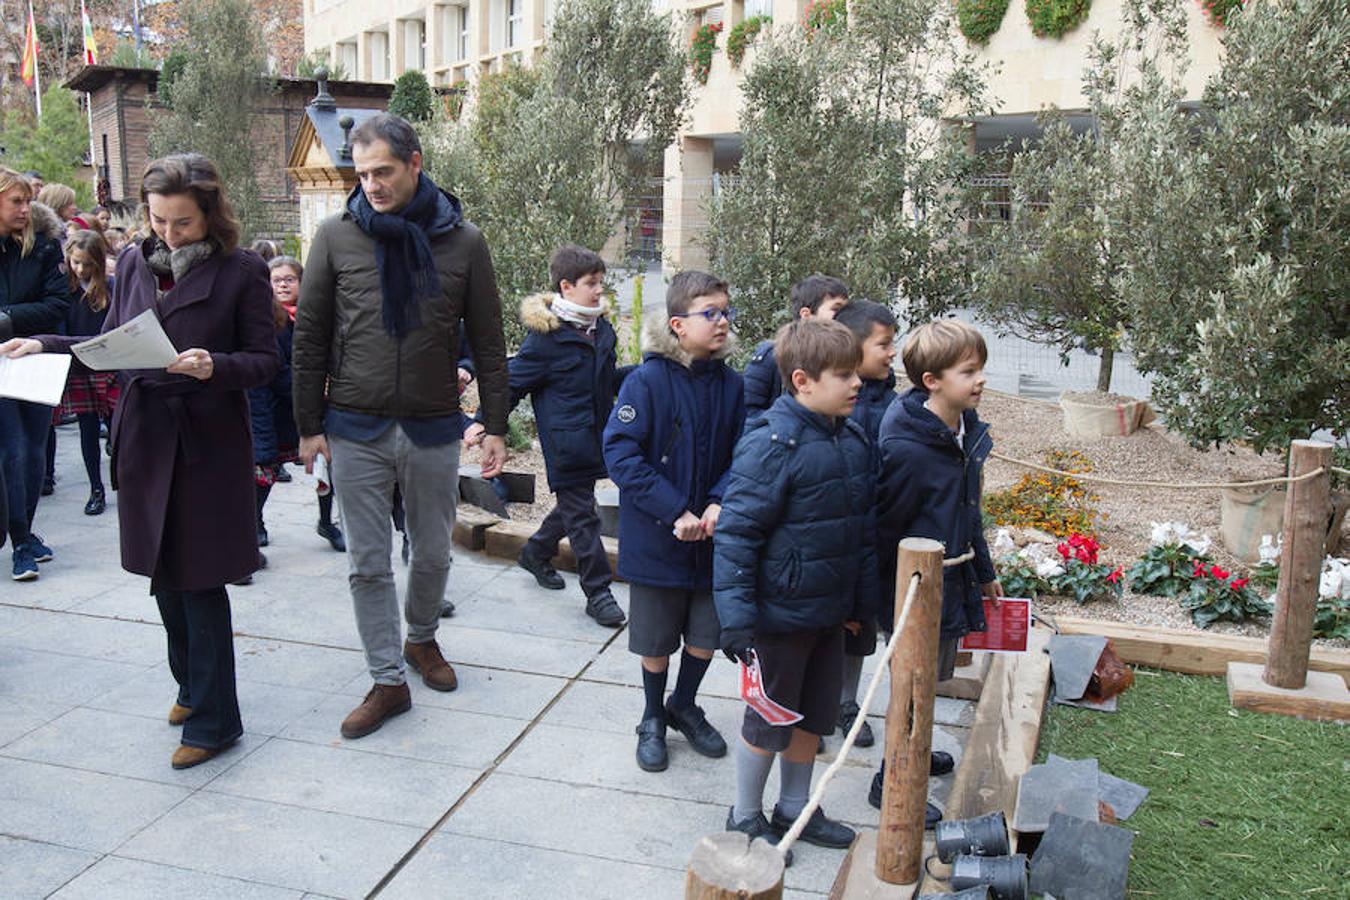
[341,682,412,739]
[404,640,458,692]
[168,703,193,726]
[171,743,225,769]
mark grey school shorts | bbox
[742,625,845,752]
[627,583,722,657]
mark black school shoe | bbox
[725,808,794,867]
[585,589,626,627]
[664,702,727,758]
[837,700,875,748]
[867,768,943,827]
[770,805,855,849]
[84,488,106,516]
[518,547,564,590]
[316,521,346,552]
[930,750,955,776]
[635,716,668,772]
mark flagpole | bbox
[82,0,97,186]
[28,0,41,119]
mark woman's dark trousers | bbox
[155,587,244,749]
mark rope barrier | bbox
[943,549,976,567]
[1333,466,1350,478]
[778,572,922,856]
[988,449,1326,491]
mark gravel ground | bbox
[468,369,1346,648]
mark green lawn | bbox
[1035,669,1349,898]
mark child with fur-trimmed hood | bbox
[508,246,629,628]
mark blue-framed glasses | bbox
[674,307,737,323]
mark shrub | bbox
[958,0,1011,43]
[727,15,771,67]
[803,0,847,36]
[389,70,435,123]
[1025,0,1090,38]
[985,450,1097,538]
[1199,0,1243,27]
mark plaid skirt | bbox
[54,371,119,422]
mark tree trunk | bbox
[1096,344,1115,393]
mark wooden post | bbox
[1265,440,1333,689]
[877,537,944,884]
[685,832,784,899]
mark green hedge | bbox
[1025,0,1090,38]
[958,0,1011,43]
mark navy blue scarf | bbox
[347,174,444,339]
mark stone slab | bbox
[0,646,148,707]
[116,792,424,897]
[3,707,264,788]
[1047,754,1149,822]
[1011,756,1100,834]
[341,662,566,721]
[205,736,479,827]
[1029,812,1134,900]
[49,856,304,900]
[0,756,190,852]
[1047,634,1107,702]
[0,835,99,899]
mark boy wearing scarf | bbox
[509,246,627,628]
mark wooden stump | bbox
[1265,440,1333,689]
[685,832,784,899]
[877,537,944,885]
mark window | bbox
[507,0,524,48]
[746,0,771,16]
[458,6,471,61]
[369,30,389,80]
[403,19,425,71]
[338,42,358,78]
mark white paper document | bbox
[0,353,73,406]
[71,308,179,371]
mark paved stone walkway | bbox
[1,431,974,899]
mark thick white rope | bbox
[990,450,1325,491]
[777,573,922,856]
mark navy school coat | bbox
[602,315,745,590]
[714,394,880,636]
[741,339,782,421]
[507,293,630,491]
[875,388,997,639]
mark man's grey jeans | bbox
[330,427,460,685]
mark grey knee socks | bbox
[777,756,814,819]
[841,653,864,705]
[733,740,775,825]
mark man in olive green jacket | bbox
[293,113,509,740]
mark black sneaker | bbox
[770,805,856,849]
[518,548,564,589]
[931,750,955,776]
[837,700,874,748]
[867,768,943,828]
[316,521,346,552]
[725,807,793,867]
[585,589,626,627]
[665,701,727,758]
[635,716,668,772]
[257,525,269,548]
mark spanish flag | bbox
[82,0,98,65]
[20,4,39,88]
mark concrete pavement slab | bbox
[49,856,304,900]
[280,694,528,769]
[2,707,264,788]
[204,736,479,827]
[116,792,424,897]
[0,645,148,706]
[378,831,686,900]
[0,756,190,852]
[4,608,168,666]
[0,835,98,900]
[339,662,566,722]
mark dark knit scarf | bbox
[347,174,445,339]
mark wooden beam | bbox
[1266,440,1333,688]
[452,504,501,551]
[826,831,923,900]
[1227,662,1350,723]
[937,653,992,701]
[1053,616,1350,685]
[918,626,1051,895]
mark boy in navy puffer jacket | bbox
[714,318,878,859]
[508,246,628,628]
[603,270,744,774]
[869,318,1004,825]
[742,274,849,421]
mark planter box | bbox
[1060,394,1156,437]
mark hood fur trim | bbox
[30,202,66,243]
[520,292,562,334]
[641,306,738,368]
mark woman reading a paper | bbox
[1,154,279,771]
